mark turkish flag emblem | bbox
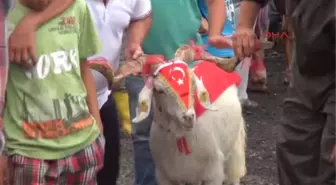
[157,62,191,109]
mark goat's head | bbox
[90,40,273,132]
[130,59,204,132]
[109,48,216,132]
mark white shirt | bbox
[86,0,151,108]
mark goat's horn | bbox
[174,44,238,72]
[113,54,166,84]
[260,40,274,50]
[88,58,115,89]
[174,45,195,63]
[202,53,239,72]
[113,55,148,84]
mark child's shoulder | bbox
[8,0,88,25]
[72,0,90,12]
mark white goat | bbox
[92,45,246,185]
[149,81,246,185]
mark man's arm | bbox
[237,0,263,29]
[125,0,152,60]
[80,61,103,133]
[232,0,269,59]
[126,15,152,51]
[206,0,225,37]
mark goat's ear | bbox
[191,71,217,111]
[132,77,154,123]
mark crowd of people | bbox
[0,0,334,185]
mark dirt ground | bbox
[117,52,287,185]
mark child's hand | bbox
[208,35,233,49]
[8,15,39,68]
[199,18,209,35]
[329,144,336,162]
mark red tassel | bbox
[182,137,191,155]
[177,138,183,153]
[141,55,165,76]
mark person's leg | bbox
[282,15,294,85]
[236,58,258,108]
[276,87,333,185]
[65,135,105,185]
[97,94,120,185]
[125,77,157,185]
[10,155,50,185]
[318,89,335,185]
[249,13,268,92]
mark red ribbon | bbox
[177,136,191,155]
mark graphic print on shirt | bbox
[20,48,93,139]
[48,16,78,35]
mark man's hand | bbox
[125,43,143,61]
[329,144,336,162]
[232,27,257,60]
[8,15,39,69]
[124,43,143,76]
[208,35,233,49]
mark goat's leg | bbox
[203,163,225,185]
[225,121,246,185]
[203,152,226,185]
[156,168,176,185]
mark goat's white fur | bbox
[149,83,246,185]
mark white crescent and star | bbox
[170,67,186,86]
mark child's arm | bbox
[8,0,75,65]
[205,0,232,48]
[81,61,103,133]
[206,0,226,37]
[79,4,103,133]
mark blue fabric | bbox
[198,0,235,58]
[125,77,157,185]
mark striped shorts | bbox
[9,135,105,185]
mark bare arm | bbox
[125,15,152,60]
[25,0,75,26]
[237,1,262,29]
[126,15,152,49]
[232,0,267,59]
[80,61,103,133]
[206,0,226,37]
[9,0,75,65]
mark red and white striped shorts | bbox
[9,135,105,185]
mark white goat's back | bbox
[197,84,243,157]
